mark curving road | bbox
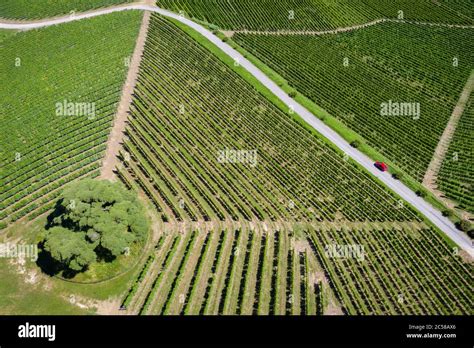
[1,4,473,257]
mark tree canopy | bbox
[42,179,149,272]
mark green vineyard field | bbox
[0,0,132,19]
[0,11,142,227]
[115,14,473,315]
[123,226,319,315]
[155,0,473,31]
[0,28,15,42]
[438,0,474,20]
[361,0,473,24]
[119,15,421,225]
[233,23,474,182]
[438,95,473,213]
[121,223,473,315]
[0,0,471,319]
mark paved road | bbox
[1,4,473,257]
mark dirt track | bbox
[422,70,474,218]
[99,11,150,181]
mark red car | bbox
[374,161,388,172]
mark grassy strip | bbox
[0,29,18,43]
[275,230,288,315]
[161,231,198,314]
[182,231,214,314]
[305,252,316,315]
[139,234,181,314]
[203,229,234,314]
[257,232,274,314]
[240,231,262,314]
[121,254,155,308]
[222,228,249,314]
[187,230,223,314]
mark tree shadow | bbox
[95,245,117,263]
[36,246,62,277]
[35,241,82,279]
[45,199,65,230]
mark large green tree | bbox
[43,227,97,271]
[43,179,148,272]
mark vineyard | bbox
[0,29,15,42]
[0,0,132,19]
[121,225,331,315]
[119,15,421,225]
[0,0,472,319]
[360,0,473,25]
[233,23,474,182]
[438,0,474,20]
[114,15,473,316]
[307,223,473,314]
[437,95,473,214]
[155,0,473,31]
[0,11,142,227]
[119,221,473,315]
